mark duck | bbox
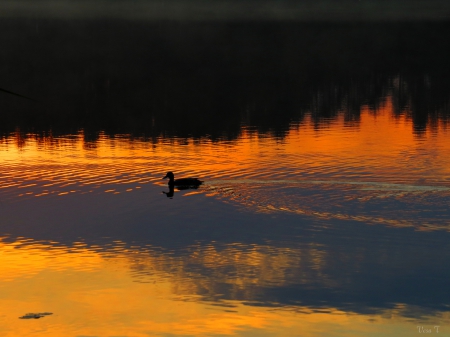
[163,172,203,187]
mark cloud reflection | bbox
[1,235,449,336]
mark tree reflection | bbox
[0,21,449,139]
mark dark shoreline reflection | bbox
[1,20,449,139]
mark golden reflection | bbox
[0,97,449,194]
[1,101,450,194]
[0,237,448,337]
[1,102,450,230]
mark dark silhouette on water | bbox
[162,185,175,198]
[163,172,203,187]
[162,172,202,198]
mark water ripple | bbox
[1,111,450,231]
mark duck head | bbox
[163,171,175,182]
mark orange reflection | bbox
[1,95,449,196]
[1,237,448,337]
[1,98,449,231]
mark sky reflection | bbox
[1,107,450,337]
[1,231,449,336]
[1,7,449,336]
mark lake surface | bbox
[1,4,450,336]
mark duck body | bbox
[163,172,203,187]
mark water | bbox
[1,111,450,336]
[1,5,450,336]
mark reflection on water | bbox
[1,104,450,231]
[1,12,450,337]
[1,20,450,137]
[1,103,450,335]
[1,226,449,336]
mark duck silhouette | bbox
[163,172,203,188]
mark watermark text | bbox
[417,326,440,333]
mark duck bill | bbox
[163,174,168,179]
